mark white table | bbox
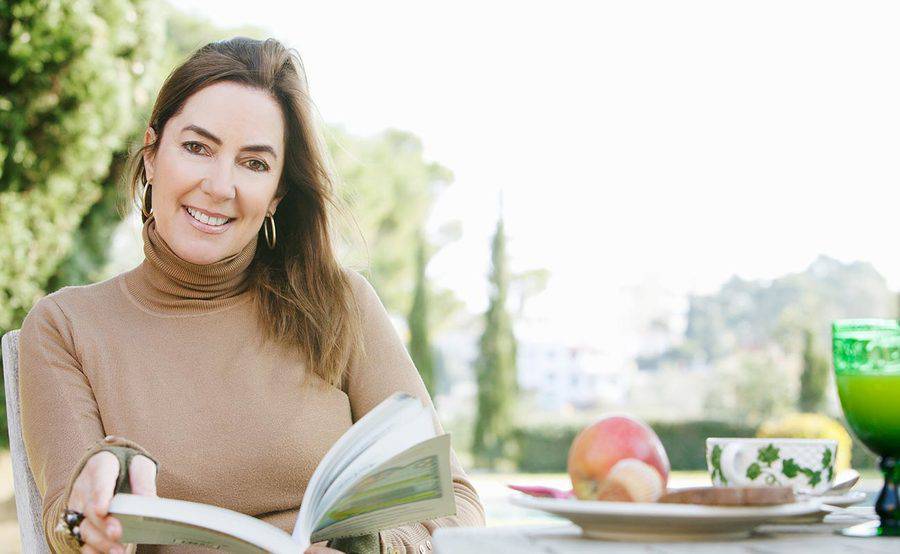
[433,509,899,553]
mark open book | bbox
[106,392,456,552]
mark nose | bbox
[199,161,236,202]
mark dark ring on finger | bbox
[71,525,84,546]
[58,509,86,546]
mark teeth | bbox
[187,207,229,226]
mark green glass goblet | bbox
[833,319,900,537]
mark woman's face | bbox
[143,81,286,265]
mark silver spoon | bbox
[828,469,860,494]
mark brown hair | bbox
[122,37,364,389]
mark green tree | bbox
[704,349,795,426]
[684,256,895,363]
[407,228,435,396]
[472,213,518,469]
[406,220,467,400]
[45,153,132,290]
[328,126,454,315]
[798,328,829,412]
[328,126,467,401]
[0,0,164,331]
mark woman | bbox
[18,37,485,553]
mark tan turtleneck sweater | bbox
[17,213,485,553]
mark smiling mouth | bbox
[184,206,234,227]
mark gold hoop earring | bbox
[139,181,153,218]
[263,213,277,249]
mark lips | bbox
[182,206,232,234]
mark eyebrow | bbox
[181,124,278,160]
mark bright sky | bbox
[173,0,900,348]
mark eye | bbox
[246,159,270,172]
[182,141,208,155]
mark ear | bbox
[267,193,285,216]
[143,127,158,181]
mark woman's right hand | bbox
[66,450,158,553]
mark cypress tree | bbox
[472,213,518,469]
[407,228,435,396]
[799,328,828,412]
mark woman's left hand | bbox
[305,540,344,553]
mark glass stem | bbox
[876,456,899,535]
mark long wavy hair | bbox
[122,37,365,389]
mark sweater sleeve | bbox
[342,271,487,554]
[18,296,156,553]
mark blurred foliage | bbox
[513,424,574,473]
[45,152,129,290]
[328,125,466,395]
[684,256,895,363]
[512,420,757,473]
[155,1,267,71]
[0,0,164,331]
[757,412,876,471]
[509,268,550,319]
[703,348,796,427]
[652,420,757,472]
[473,214,518,469]
[328,125,455,316]
[681,256,896,425]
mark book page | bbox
[309,434,455,543]
[293,391,421,542]
[312,400,435,523]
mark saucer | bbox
[508,494,822,541]
[815,490,869,508]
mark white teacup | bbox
[706,437,838,496]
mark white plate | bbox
[508,494,823,541]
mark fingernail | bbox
[111,547,124,554]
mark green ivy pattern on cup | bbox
[710,445,727,485]
[707,438,837,494]
[739,443,834,488]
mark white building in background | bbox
[517,341,636,412]
[431,327,638,418]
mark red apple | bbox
[567,414,670,502]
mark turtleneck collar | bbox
[123,213,258,315]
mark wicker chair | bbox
[2,329,51,553]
